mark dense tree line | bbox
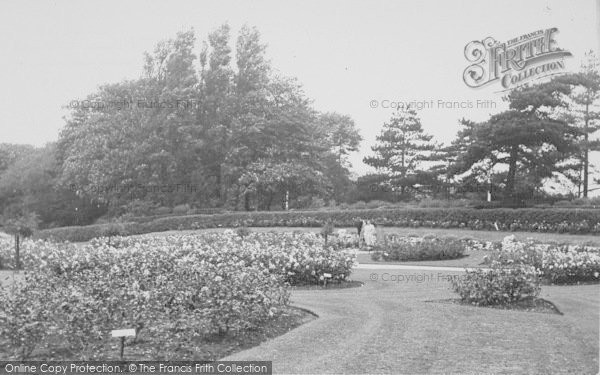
[1,25,362,228]
[0,26,598,230]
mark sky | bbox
[0,0,599,189]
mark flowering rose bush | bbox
[371,235,468,261]
[328,230,359,249]
[92,231,356,285]
[483,235,600,284]
[0,236,12,269]
[0,231,355,359]
[450,261,541,306]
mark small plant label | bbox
[111,329,136,337]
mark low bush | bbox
[450,262,541,306]
[172,204,190,215]
[153,206,172,215]
[235,226,251,238]
[329,230,358,249]
[371,235,467,261]
[0,276,52,359]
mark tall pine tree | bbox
[364,108,440,197]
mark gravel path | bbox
[224,268,600,375]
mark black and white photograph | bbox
[0,0,599,374]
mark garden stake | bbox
[111,329,135,360]
[119,337,125,360]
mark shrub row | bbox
[34,207,600,242]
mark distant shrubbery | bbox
[553,197,600,208]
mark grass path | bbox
[224,268,600,374]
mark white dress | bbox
[362,223,376,247]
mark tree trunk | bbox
[244,191,251,211]
[14,234,20,270]
[215,168,222,202]
[219,166,228,204]
[578,164,583,198]
[583,102,590,197]
[506,145,519,201]
[400,140,406,199]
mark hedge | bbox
[34,208,600,242]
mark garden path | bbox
[224,267,599,374]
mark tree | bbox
[197,24,235,205]
[0,144,34,174]
[315,112,362,202]
[317,113,362,169]
[237,75,332,210]
[0,144,102,227]
[553,51,600,197]
[450,81,579,202]
[58,30,201,213]
[364,108,441,197]
[54,25,357,216]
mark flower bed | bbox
[91,231,356,285]
[370,235,469,261]
[483,235,600,284]
[0,231,356,360]
[0,236,11,269]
